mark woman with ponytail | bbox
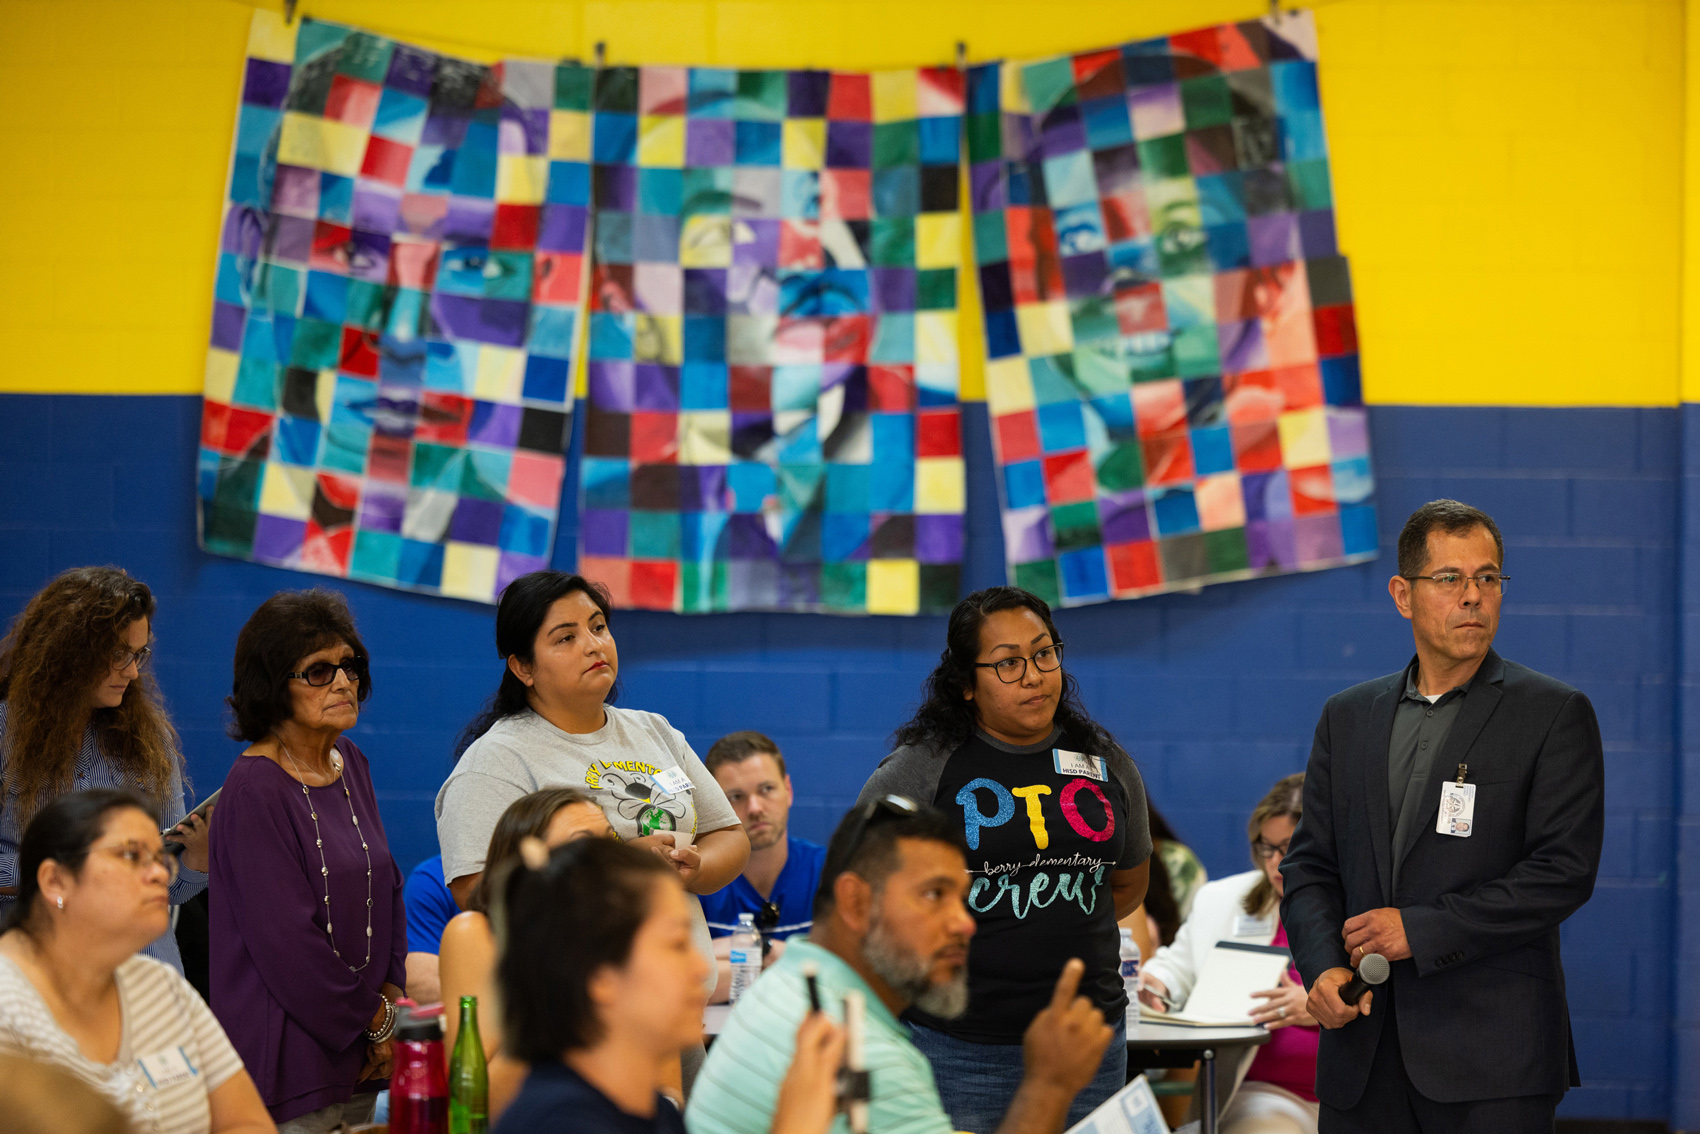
[434,571,748,1085]
[438,788,615,1119]
[490,838,842,1134]
[0,568,210,972]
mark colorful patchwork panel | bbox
[198,11,585,603]
[968,12,1375,608]
[576,65,966,614]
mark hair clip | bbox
[519,836,549,870]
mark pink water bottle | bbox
[389,1002,449,1134]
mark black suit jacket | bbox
[1280,649,1604,1107]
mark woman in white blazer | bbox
[1138,774,1318,1134]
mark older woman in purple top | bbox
[209,590,406,1133]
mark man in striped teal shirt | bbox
[687,799,1112,1134]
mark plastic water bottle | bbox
[729,912,763,1003]
[390,1001,448,1134]
[1119,927,1142,1015]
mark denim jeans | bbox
[910,1016,1127,1133]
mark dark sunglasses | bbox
[833,794,921,873]
[286,657,369,687]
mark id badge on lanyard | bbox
[1437,764,1476,837]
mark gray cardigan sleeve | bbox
[855,743,948,809]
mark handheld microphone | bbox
[1341,953,1390,1003]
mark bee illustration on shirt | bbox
[600,768,690,837]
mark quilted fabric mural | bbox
[574,63,967,614]
[198,12,585,602]
[967,12,1375,608]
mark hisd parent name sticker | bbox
[1053,749,1106,780]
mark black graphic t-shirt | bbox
[860,727,1151,1044]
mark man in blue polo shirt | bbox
[701,731,827,999]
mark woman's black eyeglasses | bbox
[110,644,152,672]
[974,643,1064,684]
[286,657,369,687]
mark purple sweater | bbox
[209,738,407,1122]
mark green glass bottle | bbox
[448,995,488,1134]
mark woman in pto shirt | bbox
[858,586,1151,1131]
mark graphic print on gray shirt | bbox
[436,705,740,986]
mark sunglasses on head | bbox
[832,794,921,873]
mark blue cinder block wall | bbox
[0,394,1677,1120]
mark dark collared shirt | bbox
[1388,660,1473,888]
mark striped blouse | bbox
[0,952,245,1134]
[0,702,208,971]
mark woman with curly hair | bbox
[857,586,1152,1132]
[0,567,210,971]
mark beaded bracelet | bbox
[364,995,396,1043]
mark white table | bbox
[1124,1016,1271,1134]
[704,1003,731,1037]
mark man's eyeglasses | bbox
[96,840,180,884]
[286,657,369,687]
[1252,838,1291,861]
[974,643,1065,685]
[1400,573,1509,596]
[111,645,152,672]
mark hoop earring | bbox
[55,896,64,911]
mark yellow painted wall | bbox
[0,0,1684,405]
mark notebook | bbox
[1138,941,1292,1027]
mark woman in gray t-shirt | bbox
[435,572,749,990]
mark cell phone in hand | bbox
[162,788,221,854]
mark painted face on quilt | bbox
[964,608,1063,747]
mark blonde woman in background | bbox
[1139,774,1317,1134]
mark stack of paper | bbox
[1137,942,1291,1027]
[1066,1074,1168,1134]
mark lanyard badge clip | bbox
[1455,763,1468,786]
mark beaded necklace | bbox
[278,739,373,972]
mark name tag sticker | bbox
[652,767,693,795]
[1053,749,1106,781]
[1231,914,1274,938]
[1436,782,1477,837]
[136,1046,198,1090]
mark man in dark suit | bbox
[1281,499,1604,1132]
